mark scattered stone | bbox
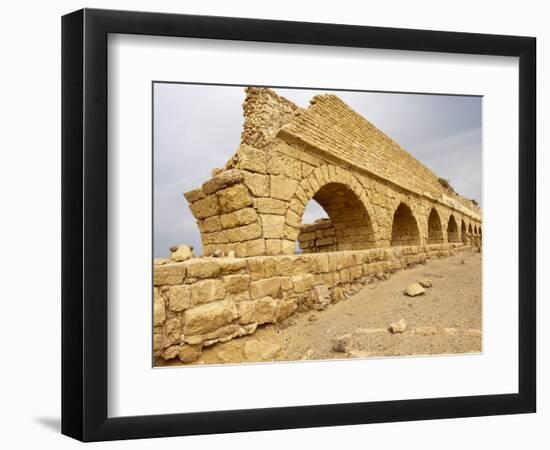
[331,334,352,352]
[170,244,194,262]
[301,348,315,360]
[308,313,319,322]
[227,250,236,258]
[389,318,407,334]
[405,283,426,297]
[418,279,432,288]
[212,249,225,258]
[243,340,281,361]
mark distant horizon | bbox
[154,83,482,258]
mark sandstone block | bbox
[242,171,269,197]
[217,184,253,212]
[313,254,330,274]
[190,279,225,305]
[283,224,300,241]
[202,169,244,195]
[198,216,223,233]
[153,289,166,326]
[271,175,298,201]
[220,207,258,229]
[236,145,267,173]
[285,209,302,229]
[163,317,183,347]
[250,277,282,299]
[185,259,220,279]
[153,332,163,353]
[389,318,407,334]
[293,255,313,275]
[154,262,186,286]
[261,214,285,239]
[245,239,266,257]
[218,257,247,274]
[340,269,351,283]
[183,188,205,203]
[183,300,238,335]
[202,230,229,245]
[226,222,262,242]
[163,285,191,312]
[238,296,279,325]
[222,274,250,294]
[274,256,294,276]
[277,297,298,320]
[189,194,220,219]
[405,283,426,297]
[292,273,314,293]
[254,197,288,215]
[294,186,309,206]
[265,239,282,255]
[281,239,296,255]
[247,257,267,280]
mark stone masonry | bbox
[154,87,482,363]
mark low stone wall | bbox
[297,219,337,253]
[153,243,468,363]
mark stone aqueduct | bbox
[153,87,482,363]
[183,87,482,257]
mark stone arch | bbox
[468,223,473,235]
[288,165,379,253]
[427,207,444,244]
[391,202,421,246]
[447,214,460,243]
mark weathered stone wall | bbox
[183,88,482,258]
[154,243,469,363]
[297,219,337,253]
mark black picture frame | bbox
[61,8,536,442]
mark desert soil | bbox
[162,250,482,367]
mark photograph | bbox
[152,83,483,367]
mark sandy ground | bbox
[162,250,482,366]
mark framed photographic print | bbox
[61,8,536,442]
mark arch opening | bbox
[296,182,375,253]
[391,203,420,246]
[427,208,444,244]
[447,215,460,243]
[461,220,468,244]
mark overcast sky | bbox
[153,83,482,258]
